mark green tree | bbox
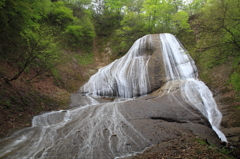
[171,10,191,33]
[169,0,185,12]
[141,0,176,33]
[127,0,144,13]
[5,25,62,82]
[111,10,146,56]
[192,0,240,93]
[93,9,123,37]
[104,0,129,11]
[65,20,95,50]
[0,0,65,82]
[184,0,206,16]
[0,0,52,57]
[141,0,159,32]
[48,1,75,29]
[197,0,240,67]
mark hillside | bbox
[0,36,112,137]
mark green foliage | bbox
[184,0,206,16]
[0,1,33,57]
[3,0,239,91]
[93,9,123,37]
[231,59,240,93]
[62,0,91,5]
[110,11,146,56]
[104,0,130,11]
[4,24,62,82]
[18,25,61,80]
[30,0,52,19]
[0,0,51,32]
[230,72,240,93]
[182,0,240,96]
[111,28,132,56]
[65,16,95,50]
[141,0,176,33]
[75,52,94,66]
[66,25,84,48]
[171,11,192,33]
[195,137,207,145]
[51,67,63,86]
[0,0,97,82]
[196,0,240,68]
[0,0,6,9]
[218,147,233,156]
[104,0,196,57]
[49,1,75,28]
[54,2,96,51]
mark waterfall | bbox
[0,33,227,159]
[160,33,197,80]
[81,35,151,98]
[0,101,150,159]
[181,79,227,142]
[159,33,227,142]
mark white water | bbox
[0,100,150,159]
[81,35,151,98]
[0,33,227,159]
[160,33,197,80]
[160,33,227,142]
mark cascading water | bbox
[159,33,227,142]
[0,100,150,159]
[81,35,151,98]
[0,33,227,159]
[160,33,198,80]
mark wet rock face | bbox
[75,33,226,148]
[147,34,166,92]
[81,33,198,98]
[80,34,168,98]
[80,35,153,98]
[0,89,223,159]
[80,33,226,141]
[119,90,222,147]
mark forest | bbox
[0,0,239,92]
[0,0,240,140]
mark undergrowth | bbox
[75,52,94,66]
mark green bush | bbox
[65,16,95,50]
[66,25,84,41]
[7,25,62,82]
[230,57,240,94]
[49,1,75,28]
[75,52,94,66]
[230,72,240,93]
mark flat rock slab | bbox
[0,90,222,159]
[119,89,221,147]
